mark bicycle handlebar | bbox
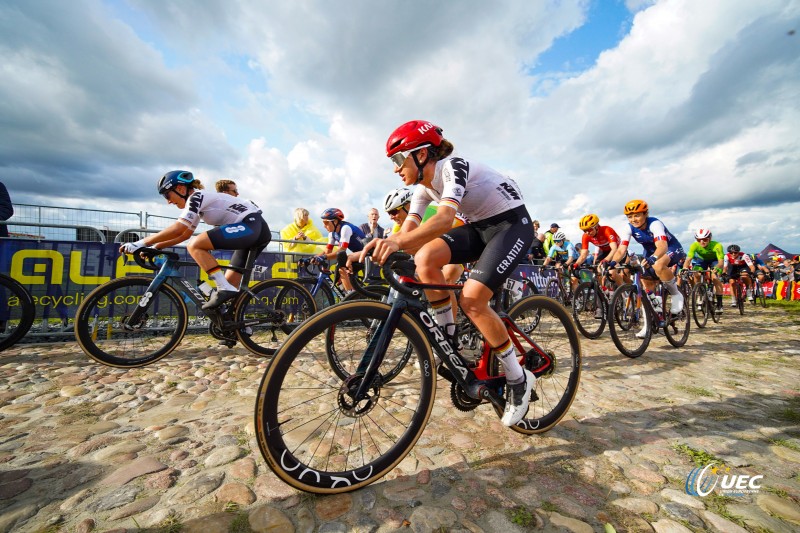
[131,247,180,271]
[381,252,423,298]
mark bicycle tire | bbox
[757,285,767,308]
[74,276,187,367]
[736,282,745,315]
[239,279,317,356]
[691,283,708,329]
[545,279,563,304]
[608,284,650,358]
[296,277,337,311]
[664,284,691,348]
[0,274,35,352]
[254,300,436,494]
[572,281,606,339]
[327,287,413,382]
[709,286,721,323]
[487,296,582,434]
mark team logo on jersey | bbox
[449,158,469,188]
[188,192,203,214]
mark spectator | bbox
[215,179,238,196]
[280,208,324,255]
[527,219,545,263]
[0,181,12,238]
[359,208,385,243]
[543,222,560,257]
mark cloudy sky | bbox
[2,0,799,253]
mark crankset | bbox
[450,382,482,412]
[208,322,235,341]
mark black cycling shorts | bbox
[207,213,271,268]
[440,205,533,291]
[727,264,751,279]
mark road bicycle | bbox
[751,275,767,308]
[686,269,721,329]
[608,265,691,358]
[75,247,316,367]
[728,273,749,316]
[571,264,619,339]
[254,252,582,493]
[542,265,574,307]
[295,257,388,310]
[0,273,35,352]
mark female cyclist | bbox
[119,170,270,309]
[359,120,534,427]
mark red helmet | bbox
[321,208,344,221]
[386,120,444,157]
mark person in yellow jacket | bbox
[280,208,324,254]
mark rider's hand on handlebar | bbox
[606,260,617,270]
[120,240,146,254]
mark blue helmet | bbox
[158,170,194,196]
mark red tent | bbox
[757,243,795,262]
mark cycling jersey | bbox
[326,221,366,253]
[724,252,753,268]
[686,240,724,264]
[408,157,524,223]
[178,190,261,230]
[547,240,578,262]
[619,217,684,257]
[581,225,619,253]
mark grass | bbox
[672,443,724,467]
[540,501,559,512]
[770,438,800,452]
[675,384,715,398]
[705,492,748,528]
[770,396,800,424]
[508,506,537,527]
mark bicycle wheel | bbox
[0,274,36,352]
[74,276,187,367]
[691,283,708,329]
[488,296,582,434]
[664,284,691,347]
[327,286,413,382]
[756,285,767,308]
[572,281,606,339]
[238,280,317,356]
[608,284,650,358]
[545,279,563,304]
[736,282,745,315]
[254,300,435,493]
[296,277,337,310]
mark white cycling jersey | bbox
[408,156,525,224]
[177,191,261,230]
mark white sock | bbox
[209,270,237,291]
[494,339,524,384]
[664,278,680,296]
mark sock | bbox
[664,277,680,296]
[717,295,723,306]
[492,338,524,384]
[431,298,456,337]
[208,267,236,291]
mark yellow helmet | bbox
[624,199,648,215]
[579,214,600,230]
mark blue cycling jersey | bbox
[621,216,683,256]
[328,221,366,253]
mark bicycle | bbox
[254,252,582,494]
[571,264,618,339]
[728,273,748,316]
[0,273,36,352]
[542,265,574,307]
[75,247,316,367]
[295,257,388,310]
[687,269,721,328]
[751,275,767,308]
[608,265,691,358]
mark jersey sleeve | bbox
[439,157,469,211]
[619,224,633,247]
[177,191,203,230]
[713,242,724,262]
[407,186,433,226]
[338,224,353,249]
[649,219,668,241]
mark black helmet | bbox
[158,170,194,197]
[727,244,741,253]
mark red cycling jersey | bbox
[581,225,620,253]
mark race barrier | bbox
[0,239,557,340]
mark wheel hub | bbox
[338,374,380,417]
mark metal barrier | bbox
[0,221,107,242]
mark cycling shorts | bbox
[691,259,717,271]
[727,264,751,279]
[595,249,612,263]
[207,213,271,269]
[641,249,686,280]
[439,205,533,291]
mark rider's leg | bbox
[653,255,683,313]
[188,234,238,292]
[416,241,455,336]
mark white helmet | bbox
[553,231,566,241]
[694,228,712,240]
[383,188,413,212]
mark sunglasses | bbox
[697,237,710,242]
[390,145,427,168]
[583,226,597,233]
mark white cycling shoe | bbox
[670,291,684,315]
[501,369,535,427]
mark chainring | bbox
[450,382,482,412]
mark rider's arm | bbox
[388,205,455,251]
[147,220,194,249]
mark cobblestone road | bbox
[0,305,798,532]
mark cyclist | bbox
[360,120,534,427]
[542,231,579,295]
[120,170,270,310]
[682,228,725,312]
[315,208,366,294]
[215,179,238,196]
[724,244,756,305]
[608,200,686,336]
[574,214,619,277]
